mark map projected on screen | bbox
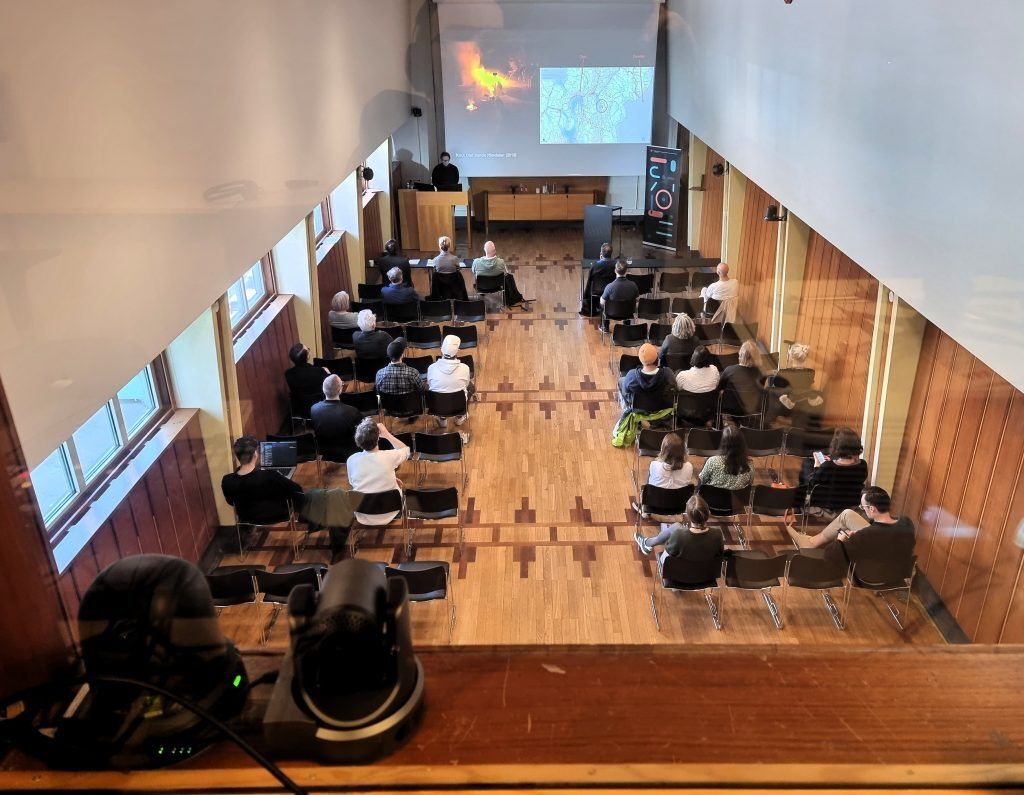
[539,66,654,145]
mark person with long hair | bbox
[719,339,764,418]
[635,494,725,562]
[698,425,753,490]
[799,427,868,512]
[648,432,693,489]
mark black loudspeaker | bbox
[583,204,619,259]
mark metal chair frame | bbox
[849,556,917,632]
[384,561,456,643]
[348,489,406,557]
[785,553,851,631]
[404,487,463,557]
[723,552,788,630]
[206,569,265,644]
[698,483,751,549]
[651,554,725,631]
[413,432,467,489]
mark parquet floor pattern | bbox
[216,227,944,648]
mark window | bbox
[228,254,275,332]
[312,197,332,243]
[30,361,170,535]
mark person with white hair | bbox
[659,312,698,362]
[353,309,393,359]
[311,374,362,461]
[470,240,531,309]
[429,235,469,301]
[765,342,824,424]
[426,334,474,426]
[328,291,359,330]
[700,262,739,322]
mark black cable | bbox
[89,675,307,795]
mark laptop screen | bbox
[259,441,297,469]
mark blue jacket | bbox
[381,283,420,305]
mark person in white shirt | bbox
[700,262,739,322]
[426,334,474,427]
[345,419,410,526]
[647,432,694,489]
[676,346,721,393]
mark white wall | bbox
[665,0,1024,391]
[0,0,412,468]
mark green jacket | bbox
[471,255,506,277]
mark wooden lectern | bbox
[398,189,472,252]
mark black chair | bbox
[267,432,321,482]
[804,469,867,525]
[330,326,356,355]
[431,270,469,302]
[638,297,669,321]
[314,356,355,387]
[721,321,758,347]
[633,428,675,491]
[289,389,322,434]
[384,562,455,642]
[350,300,380,314]
[849,555,917,632]
[610,323,648,372]
[339,389,380,417]
[474,273,506,310]
[786,552,850,630]
[627,273,655,297]
[441,324,480,372]
[695,321,723,345]
[619,353,641,377]
[631,389,673,414]
[671,296,704,317]
[233,501,300,558]
[405,324,442,351]
[658,271,690,296]
[379,391,424,426]
[418,299,452,324]
[768,367,816,393]
[254,564,326,643]
[650,554,725,631]
[747,484,802,535]
[358,283,383,301]
[708,351,739,370]
[405,355,433,376]
[425,390,469,431]
[648,322,673,346]
[414,431,466,489]
[674,390,720,430]
[354,356,389,387]
[703,297,721,320]
[405,487,462,555]
[452,354,476,377]
[785,427,838,462]
[698,484,751,548]
[691,271,718,293]
[685,428,723,458]
[206,569,264,642]
[740,426,786,469]
[662,352,690,373]
[724,552,788,630]
[349,489,405,556]
[602,298,637,335]
[635,483,694,535]
[453,299,486,324]
[719,385,764,429]
[384,301,419,325]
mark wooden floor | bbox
[216,226,944,648]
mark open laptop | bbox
[259,440,297,474]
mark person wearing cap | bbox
[374,338,423,416]
[619,342,676,409]
[427,334,474,426]
[599,260,640,332]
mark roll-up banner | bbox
[642,145,683,250]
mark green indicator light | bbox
[232,675,242,688]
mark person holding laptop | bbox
[221,435,303,524]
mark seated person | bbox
[375,338,423,422]
[221,435,303,524]
[764,342,823,424]
[675,345,721,393]
[426,334,474,427]
[719,340,764,418]
[381,267,420,305]
[635,495,725,564]
[352,309,393,359]
[700,262,739,322]
[429,235,468,301]
[581,242,617,315]
[328,291,359,330]
[800,427,868,512]
[647,432,693,489]
[285,343,329,416]
[788,486,916,568]
[659,313,698,362]
[346,418,411,526]
[697,425,753,490]
[471,240,531,309]
[311,374,361,461]
[377,238,412,286]
[600,260,641,332]
[619,343,675,409]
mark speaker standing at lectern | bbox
[431,151,460,189]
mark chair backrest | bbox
[722,321,758,346]
[442,324,478,347]
[640,483,694,516]
[604,298,637,320]
[413,431,463,460]
[476,273,505,292]
[769,367,816,393]
[350,300,381,313]
[695,322,723,343]
[671,296,703,317]
[708,351,739,370]
[267,432,317,463]
[627,273,655,296]
[659,271,690,294]
[726,552,787,588]
[380,431,414,452]
[750,484,802,516]
[704,297,721,318]
[385,301,419,323]
[662,352,690,372]
[454,299,486,323]
[612,323,649,347]
[455,354,476,376]
[384,562,448,599]
[405,487,459,518]
[785,427,838,458]
[661,553,723,588]
[685,428,723,457]
[404,355,433,375]
[354,356,389,383]
[632,389,672,413]
[405,324,442,348]
[206,570,257,604]
[426,389,468,417]
[740,426,785,456]
[675,390,719,425]
[691,271,718,292]
[787,553,848,589]
[419,299,453,323]
[356,489,404,519]
[619,353,641,376]
[699,483,751,517]
[852,555,917,589]
[358,283,383,301]
[339,390,380,416]
[636,428,673,457]
[648,322,672,345]
[330,326,357,348]
[255,567,321,600]
[379,391,423,417]
[638,297,668,319]
[314,356,355,380]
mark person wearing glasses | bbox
[787,485,916,564]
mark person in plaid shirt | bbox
[375,337,424,398]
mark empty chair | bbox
[610,323,648,371]
[699,484,752,548]
[849,555,917,632]
[349,489,405,556]
[405,324,443,351]
[404,355,433,376]
[708,351,739,370]
[721,321,758,347]
[384,561,455,642]
[474,273,506,310]
[785,427,839,461]
[383,302,418,328]
[786,552,850,630]
[330,326,356,354]
[695,321,723,345]
[255,564,326,642]
[453,299,486,324]
[724,552,788,630]
[662,352,690,372]
[685,428,723,458]
[354,356,389,387]
[289,387,322,434]
[768,367,816,393]
[206,568,263,642]
[740,426,786,469]
[418,299,452,324]
[452,353,475,377]
[627,273,655,296]
[619,353,641,377]
[650,553,725,631]
[647,322,673,346]
[358,282,383,301]
[339,389,380,417]
[690,271,718,293]
[379,391,424,425]
[350,300,381,314]
[671,296,704,317]
[314,356,355,386]
[232,498,300,559]
[404,487,462,555]
[637,296,669,321]
[747,484,802,534]
[414,431,467,489]
[674,389,720,430]
[658,271,690,295]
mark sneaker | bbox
[779,394,796,410]
[437,417,448,428]
[630,500,650,520]
[459,432,470,445]
[634,530,651,556]
[455,414,468,426]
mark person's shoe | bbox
[786,526,813,549]
[455,414,468,426]
[459,432,470,445]
[471,392,480,402]
[779,394,796,410]
[437,417,448,428]
[807,395,824,407]
[634,530,652,556]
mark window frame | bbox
[230,253,277,338]
[313,197,333,245]
[36,358,174,545]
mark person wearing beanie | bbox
[426,334,474,426]
[374,337,423,422]
[619,342,676,409]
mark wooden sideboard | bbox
[482,191,595,234]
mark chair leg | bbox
[822,588,846,630]
[763,589,784,630]
[649,590,660,631]
[705,589,722,630]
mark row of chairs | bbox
[347,486,463,560]
[330,322,480,360]
[611,318,757,350]
[347,295,487,327]
[651,550,917,634]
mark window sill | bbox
[233,294,293,362]
[52,408,200,574]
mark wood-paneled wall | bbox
[735,180,778,347]
[236,298,299,440]
[894,323,1024,643]
[56,411,219,623]
[317,234,352,356]
[697,147,725,258]
[792,232,878,428]
[362,191,384,265]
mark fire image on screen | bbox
[539,67,654,145]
